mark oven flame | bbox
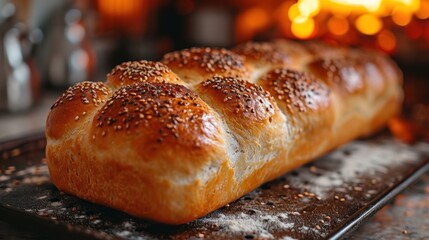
[236,0,429,53]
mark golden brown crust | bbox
[46,82,111,139]
[258,68,335,162]
[303,41,347,58]
[233,41,290,66]
[106,61,183,88]
[161,48,248,85]
[307,57,367,94]
[198,76,276,122]
[259,68,331,113]
[90,82,223,163]
[46,40,403,224]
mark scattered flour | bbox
[287,139,429,198]
[15,165,49,177]
[199,210,295,239]
[0,175,10,182]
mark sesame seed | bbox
[261,68,330,112]
[162,48,246,74]
[74,116,79,121]
[233,42,289,64]
[108,61,173,85]
[201,76,275,120]
[94,82,208,143]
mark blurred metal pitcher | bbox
[0,2,40,112]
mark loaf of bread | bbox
[45,40,403,224]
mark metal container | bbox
[0,2,40,112]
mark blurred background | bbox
[0,0,428,140]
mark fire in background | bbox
[235,0,429,55]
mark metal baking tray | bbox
[1,132,428,240]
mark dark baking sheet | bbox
[0,132,428,240]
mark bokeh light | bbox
[355,14,383,35]
[377,30,397,53]
[235,0,429,54]
[328,16,350,35]
[291,17,316,39]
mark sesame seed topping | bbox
[107,60,180,86]
[200,75,276,121]
[51,82,110,110]
[233,41,290,65]
[95,82,213,143]
[162,48,247,74]
[309,58,364,93]
[261,68,330,113]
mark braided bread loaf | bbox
[45,40,403,224]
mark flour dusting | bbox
[199,210,295,239]
[287,139,428,198]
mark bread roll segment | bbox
[45,40,403,224]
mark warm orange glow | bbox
[291,17,316,39]
[424,23,429,41]
[275,1,294,36]
[275,1,293,21]
[236,0,426,48]
[416,0,429,19]
[236,7,270,41]
[406,20,423,39]
[377,30,396,53]
[388,118,417,143]
[313,0,420,17]
[288,4,301,21]
[394,0,420,12]
[355,14,383,35]
[328,0,382,12]
[328,16,350,35]
[98,0,143,18]
[298,0,321,17]
[96,0,149,35]
[392,7,413,26]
